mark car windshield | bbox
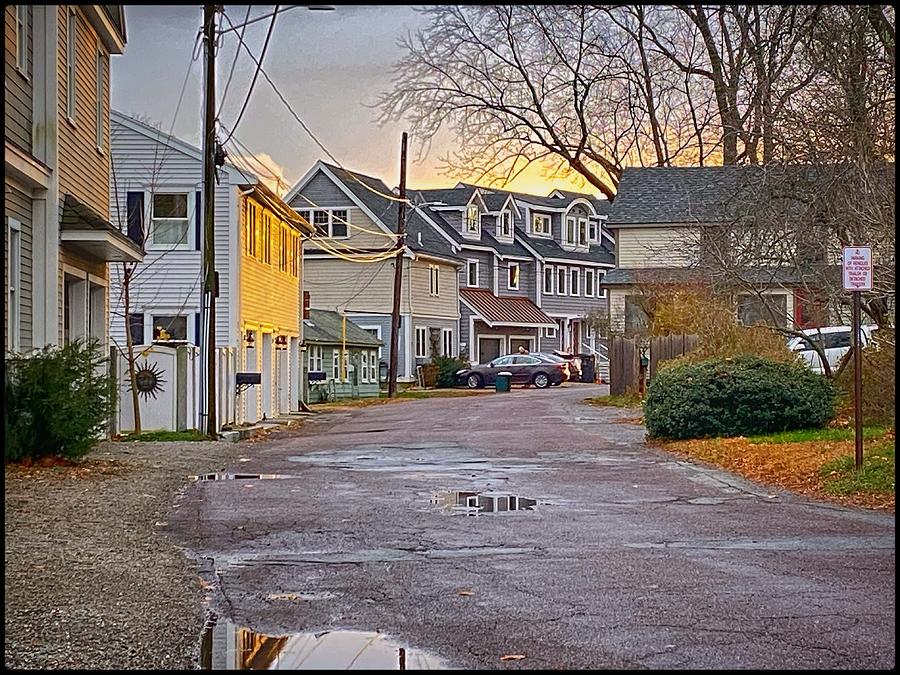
[534,353,565,363]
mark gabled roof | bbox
[606,166,781,226]
[111,110,255,183]
[303,309,383,347]
[460,288,556,328]
[512,226,614,266]
[290,162,461,262]
[602,266,810,286]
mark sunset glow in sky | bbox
[111,5,600,198]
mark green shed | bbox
[303,309,384,401]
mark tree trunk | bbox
[123,266,142,435]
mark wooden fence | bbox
[648,334,700,381]
[609,333,700,395]
[609,336,640,396]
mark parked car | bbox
[531,352,573,383]
[787,325,878,374]
[456,353,569,389]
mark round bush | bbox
[643,355,837,440]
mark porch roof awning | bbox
[59,194,144,263]
[460,287,556,329]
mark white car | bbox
[787,325,878,374]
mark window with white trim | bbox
[360,327,382,358]
[542,325,557,339]
[429,264,440,296]
[570,268,580,296]
[557,265,567,294]
[584,269,595,296]
[497,210,512,238]
[66,9,76,120]
[597,271,607,299]
[151,193,190,247]
[588,218,598,242]
[307,208,349,238]
[565,217,576,245]
[152,315,188,341]
[578,218,588,246]
[361,351,369,383]
[466,259,479,287]
[308,345,323,373]
[15,6,29,75]
[7,219,21,351]
[543,265,554,294]
[415,327,428,357]
[442,328,454,356]
[95,50,105,150]
[245,201,258,256]
[508,262,519,290]
[331,348,339,378]
[465,205,479,234]
[532,213,551,236]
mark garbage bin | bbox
[495,371,512,392]
[578,354,595,383]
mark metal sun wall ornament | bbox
[131,361,167,400]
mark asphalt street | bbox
[167,384,895,669]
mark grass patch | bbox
[117,429,209,442]
[584,393,643,408]
[310,388,487,410]
[396,389,487,400]
[820,440,895,496]
[748,426,889,445]
[652,428,895,511]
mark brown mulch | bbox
[650,435,895,512]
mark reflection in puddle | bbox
[201,617,447,669]
[431,491,537,516]
[190,473,292,482]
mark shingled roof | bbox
[320,163,461,261]
[303,309,383,347]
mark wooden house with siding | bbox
[284,161,464,384]
[303,309,383,400]
[5,5,142,357]
[108,111,314,426]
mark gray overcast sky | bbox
[111,5,595,196]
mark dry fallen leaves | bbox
[457,590,475,597]
[500,654,526,661]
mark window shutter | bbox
[126,192,144,246]
[195,191,202,250]
[128,313,145,345]
[194,312,202,347]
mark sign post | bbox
[842,246,872,470]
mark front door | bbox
[478,337,502,364]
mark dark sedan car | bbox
[456,353,569,389]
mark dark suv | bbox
[456,354,568,389]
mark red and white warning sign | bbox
[842,246,872,291]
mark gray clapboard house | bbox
[414,183,615,365]
[284,161,464,383]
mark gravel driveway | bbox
[4,439,240,670]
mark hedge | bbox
[644,355,837,440]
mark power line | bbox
[218,123,399,241]
[216,4,251,116]
[219,5,279,144]
[223,150,399,263]
[219,8,411,205]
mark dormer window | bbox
[532,213,551,236]
[588,218,598,242]
[465,205,480,234]
[578,218,587,246]
[565,217,576,245]
[497,210,512,239]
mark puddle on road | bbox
[431,491,538,516]
[200,616,448,669]
[190,473,292,482]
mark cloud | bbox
[226,152,292,196]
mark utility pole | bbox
[387,132,408,398]
[202,4,217,437]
